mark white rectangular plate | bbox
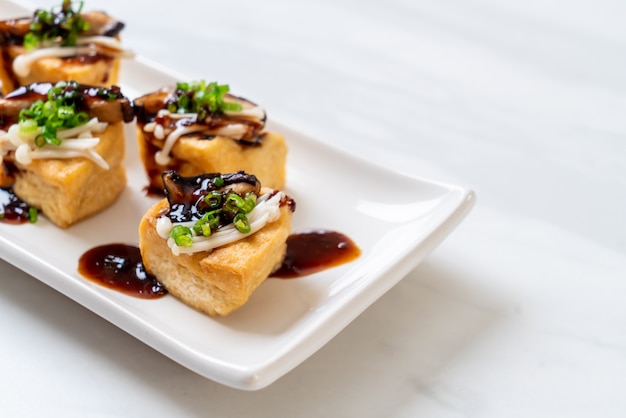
[0,6,474,389]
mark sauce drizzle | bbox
[78,243,167,299]
[77,230,359,298]
[272,230,361,279]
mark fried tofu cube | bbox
[139,193,293,317]
[0,81,133,228]
[12,122,126,228]
[0,45,122,95]
[133,85,287,195]
[137,129,287,193]
[0,10,129,95]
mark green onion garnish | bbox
[223,193,245,216]
[242,192,257,213]
[233,213,251,234]
[18,81,90,147]
[168,80,243,117]
[203,191,222,210]
[24,1,90,51]
[168,174,262,245]
[192,211,221,237]
[224,192,256,215]
[170,225,193,247]
[19,118,38,135]
[192,188,258,237]
[28,207,38,223]
[212,177,225,188]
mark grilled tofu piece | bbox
[0,81,133,228]
[0,9,131,95]
[133,84,287,195]
[139,171,295,316]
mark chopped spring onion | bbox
[24,1,90,51]
[168,81,243,116]
[169,225,193,247]
[160,191,284,255]
[203,191,222,210]
[28,207,38,223]
[224,192,256,215]
[233,213,251,234]
[18,118,38,135]
[18,81,90,147]
[155,173,289,256]
[192,211,220,237]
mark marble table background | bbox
[1,0,625,416]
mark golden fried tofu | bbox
[0,9,130,95]
[136,128,287,194]
[133,83,287,195]
[0,81,134,228]
[0,46,122,94]
[138,171,294,316]
[12,123,126,228]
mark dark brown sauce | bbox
[0,187,35,224]
[5,81,127,103]
[77,229,357,300]
[78,243,167,299]
[272,230,361,278]
[139,135,183,196]
[162,170,262,222]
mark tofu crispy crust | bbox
[139,198,293,316]
[11,122,126,228]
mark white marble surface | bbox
[1,0,625,416]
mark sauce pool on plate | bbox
[78,230,360,297]
[78,243,168,299]
[272,230,361,278]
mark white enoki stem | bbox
[0,118,110,169]
[154,124,208,165]
[76,36,133,55]
[56,118,107,138]
[147,106,264,166]
[212,124,248,138]
[156,191,284,256]
[13,46,94,77]
[224,106,265,120]
[15,144,108,169]
[12,36,134,77]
